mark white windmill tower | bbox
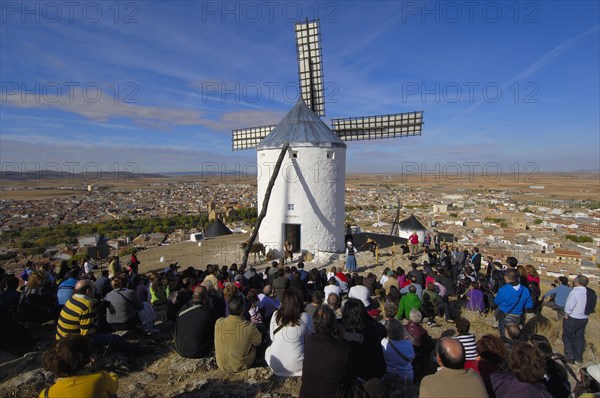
[233,20,424,265]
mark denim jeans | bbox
[498,313,521,339]
[562,316,588,362]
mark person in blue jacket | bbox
[494,268,533,339]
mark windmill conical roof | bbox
[399,214,426,231]
[257,98,346,150]
[204,219,232,237]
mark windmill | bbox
[234,20,424,266]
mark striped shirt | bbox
[564,286,588,320]
[455,334,478,361]
[56,294,97,340]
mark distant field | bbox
[1,172,598,202]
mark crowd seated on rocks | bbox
[0,243,598,398]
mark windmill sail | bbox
[295,19,325,116]
[331,111,424,141]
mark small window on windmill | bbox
[291,151,298,159]
[288,204,295,211]
[327,151,334,160]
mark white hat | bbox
[587,364,600,384]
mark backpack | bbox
[584,287,597,315]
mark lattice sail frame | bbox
[331,111,424,141]
[295,20,325,117]
[232,125,276,151]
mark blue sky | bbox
[1,1,598,176]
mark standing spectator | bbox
[418,337,487,398]
[300,306,351,398]
[107,256,121,279]
[562,275,591,364]
[175,286,217,358]
[39,335,118,398]
[409,232,419,255]
[214,296,262,371]
[494,269,533,339]
[525,265,540,285]
[83,256,95,276]
[265,288,313,376]
[129,252,140,275]
[423,233,431,250]
[470,247,482,275]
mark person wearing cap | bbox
[175,286,217,358]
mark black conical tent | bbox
[398,214,426,231]
[204,219,232,237]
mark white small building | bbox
[256,99,347,256]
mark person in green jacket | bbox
[397,284,422,320]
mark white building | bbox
[256,99,347,257]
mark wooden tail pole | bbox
[242,143,290,268]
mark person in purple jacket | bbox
[465,281,485,312]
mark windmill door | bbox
[284,224,301,252]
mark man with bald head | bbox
[257,284,280,322]
[175,285,218,358]
[56,279,97,339]
[419,337,488,398]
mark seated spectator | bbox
[422,282,453,325]
[348,275,372,308]
[418,337,487,398]
[466,282,485,312]
[57,271,78,307]
[326,293,342,319]
[490,341,553,397]
[105,275,143,331]
[300,305,351,398]
[324,277,342,299]
[573,363,600,398]
[477,334,507,396]
[0,274,21,314]
[39,335,118,398]
[528,334,571,398]
[396,284,421,320]
[94,270,112,299]
[382,318,415,384]
[454,317,478,372]
[400,276,423,298]
[342,298,387,381]
[383,271,400,293]
[503,322,523,351]
[272,268,290,301]
[257,284,280,323]
[542,276,571,319]
[404,309,434,384]
[166,277,193,322]
[149,272,168,305]
[304,290,324,319]
[175,286,217,358]
[214,295,262,371]
[18,270,57,323]
[265,288,313,376]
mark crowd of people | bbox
[0,244,598,398]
